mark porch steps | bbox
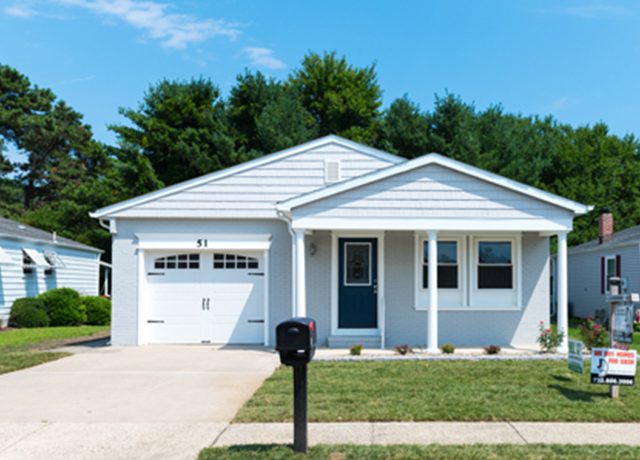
[327,335,382,349]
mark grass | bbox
[235,360,640,423]
[199,444,640,460]
[0,325,109,375]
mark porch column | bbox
[294,229,307,317]
[427,230,439,353]
[557,231,569,353]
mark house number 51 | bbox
[196,239,208,248]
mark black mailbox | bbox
[276,317,316,365]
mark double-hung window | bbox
[422,241,458,289]
[477,241,513,289]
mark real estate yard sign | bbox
[613,304,634,344]
[590,348,637,386]
[568,340,583,374]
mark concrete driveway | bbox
[0,343,279,460]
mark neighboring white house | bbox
[91,135,591,351]
[0,217,102,324]
[566,210,640,318]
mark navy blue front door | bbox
[338,238,377,329]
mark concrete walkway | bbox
[0,344,279,460]
[213,422,640,447]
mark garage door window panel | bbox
[212,253,259,270]
[154,254,200,270]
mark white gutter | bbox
[277,209,297,316]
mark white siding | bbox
[294,164,572,223]
[0,238,100,323]
[113,142,394,219]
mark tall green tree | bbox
[289,51,382,141]
[111,78,238,185]
[228,70,282,154]
[380,95,431,158]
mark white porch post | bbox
[557,231,569,353]
[294,229,307,317]
[427,230,439,353]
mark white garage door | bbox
[144,251,265,344]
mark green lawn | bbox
[0,325,109,375]
[199,444,640,460]
[235,360,640,423]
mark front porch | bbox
[291,229,570,352]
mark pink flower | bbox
[540,321,544,325]
[546,328,551,333]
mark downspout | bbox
[277,209,297,316]
[98,219,110,231]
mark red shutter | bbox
[601,256,605,294]
[616,255,621,277]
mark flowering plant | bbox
[578,316,608,350]
[537,321,565,353]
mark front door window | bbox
[344,243,371,286]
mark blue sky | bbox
[1,0,638,149]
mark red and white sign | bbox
[590,348,637,386]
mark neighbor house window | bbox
[422,241,458,289]
[604,255,618,293]
[478,241,513,289]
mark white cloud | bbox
[60,74,96,84]
[243,46,286,70]
[57,0,240,49]
[3,4,38,18]
[545,97,570,112]
[541,2,632,19]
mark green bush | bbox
[9,298,50,328]
[39,288,86,326]
[441,343,456,354]
[82,296,111,325]
[578,317,608,350]
[634,323,640,333]
[350,344,363,356]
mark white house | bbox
[0,217,102,324]
[91,135,591,351]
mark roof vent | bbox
[324,160,341,183]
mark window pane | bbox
[178,254,187,261]
[422,265,458,288]
[248,259,258,269]
[189,262,199,269]
[154,261,164,269]
[178,262,187,269]
[423,241,457,263]
[166,261,176,269]
[214,253,223,261]
[237,260,246,268]
[479,242,512,264]
[479,266,512,288]
[190,254,199,261]
[346,243,370,285]
[439,265,458,288]
[213,262,224,269]
[607,258,616,276]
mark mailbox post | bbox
[276,317,316,454]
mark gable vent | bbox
[324,160,341,183]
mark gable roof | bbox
[277,152,593,215]
[568,224,640,255]
[91,135,404,219]
[0,217,101,253]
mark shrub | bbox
[9,298,50,328]
[394,344,412,355]
[536,321,565,353]
[578,317,608,350]
[82,296,111,325]
[39,288,86,326]
[441,343,455,354]
[350,344,363,356]
[484,345,501,355]
[634,323,640,333]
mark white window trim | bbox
[343,242,372,287]
[418,238,462,293]
[604,255,617,294]
[414,234,466,310]
[470,235,522,309]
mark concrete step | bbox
[327,335,382,349]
